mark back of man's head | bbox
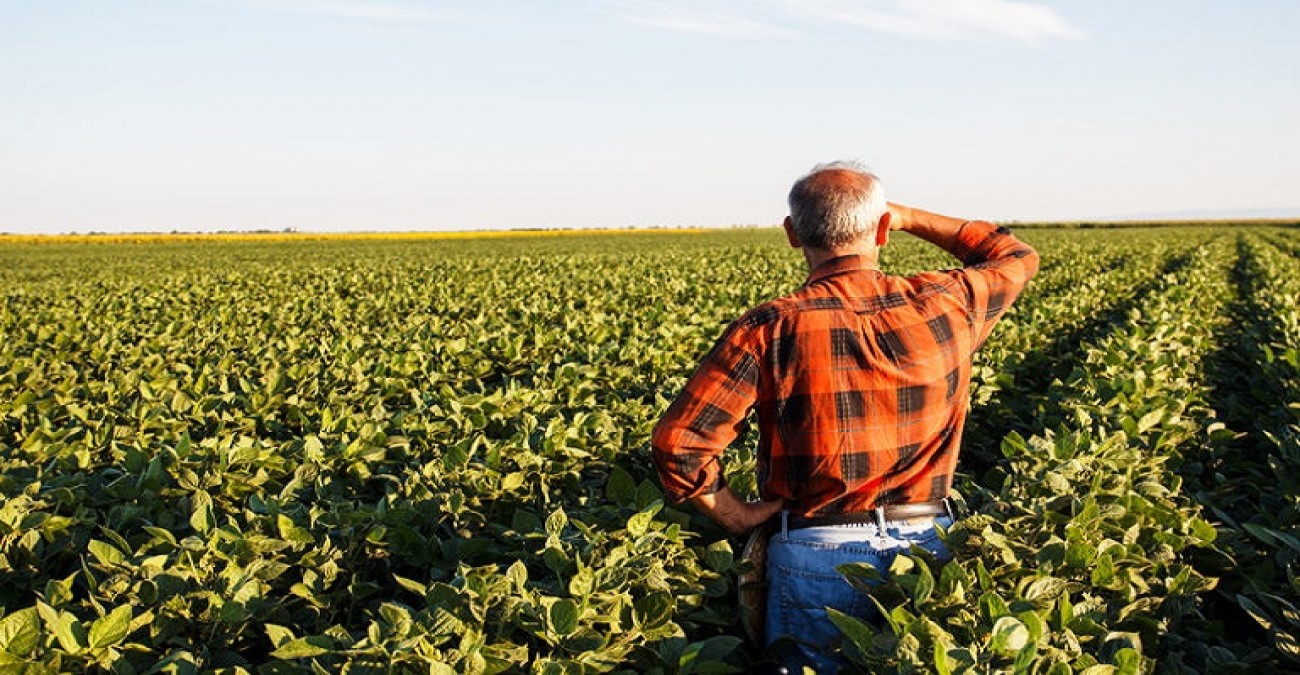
[787,161,887,250]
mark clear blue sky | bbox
[2,1,1298,233]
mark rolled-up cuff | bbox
[654,453,728,504]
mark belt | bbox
[786,499,952,531]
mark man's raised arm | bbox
[888,201,1039,271]
[888,202,1040,346]
[886,202,970,256]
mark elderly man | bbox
[651,161,1039,671]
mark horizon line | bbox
[4,217,1300,241]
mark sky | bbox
[2,0,1298,233]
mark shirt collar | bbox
[805,254,881,286]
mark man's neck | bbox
[802,243,879,272]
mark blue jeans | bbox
[764,513,953,673]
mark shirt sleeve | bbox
[948,221,1040,349]
[651,320,761,504]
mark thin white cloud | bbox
[615,1,801,40]
[246,0,459,22]
[613,0,1083,42]
[784,0,1084,42]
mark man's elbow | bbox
[1002,237,1040,280]
[1020,244,1041,279]
[649,420,680,493]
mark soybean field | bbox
[1,225,1298,673]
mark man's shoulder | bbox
[733,297,793,330]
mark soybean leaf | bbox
[270,636,333,659]
[548,599,579,636]
[0,607,40,657]
[88,605,133,649]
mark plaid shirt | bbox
[652,221,1039,516]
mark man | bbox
[651,161,1039,671]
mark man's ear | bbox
[875,212,891,247]
[783,216,802,249]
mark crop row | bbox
[1168,234,1300,665]
[963,232,1200,470]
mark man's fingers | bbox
[747,499,784,529]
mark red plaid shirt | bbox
[652,221,1039,516]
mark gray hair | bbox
[787,160,888,249]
